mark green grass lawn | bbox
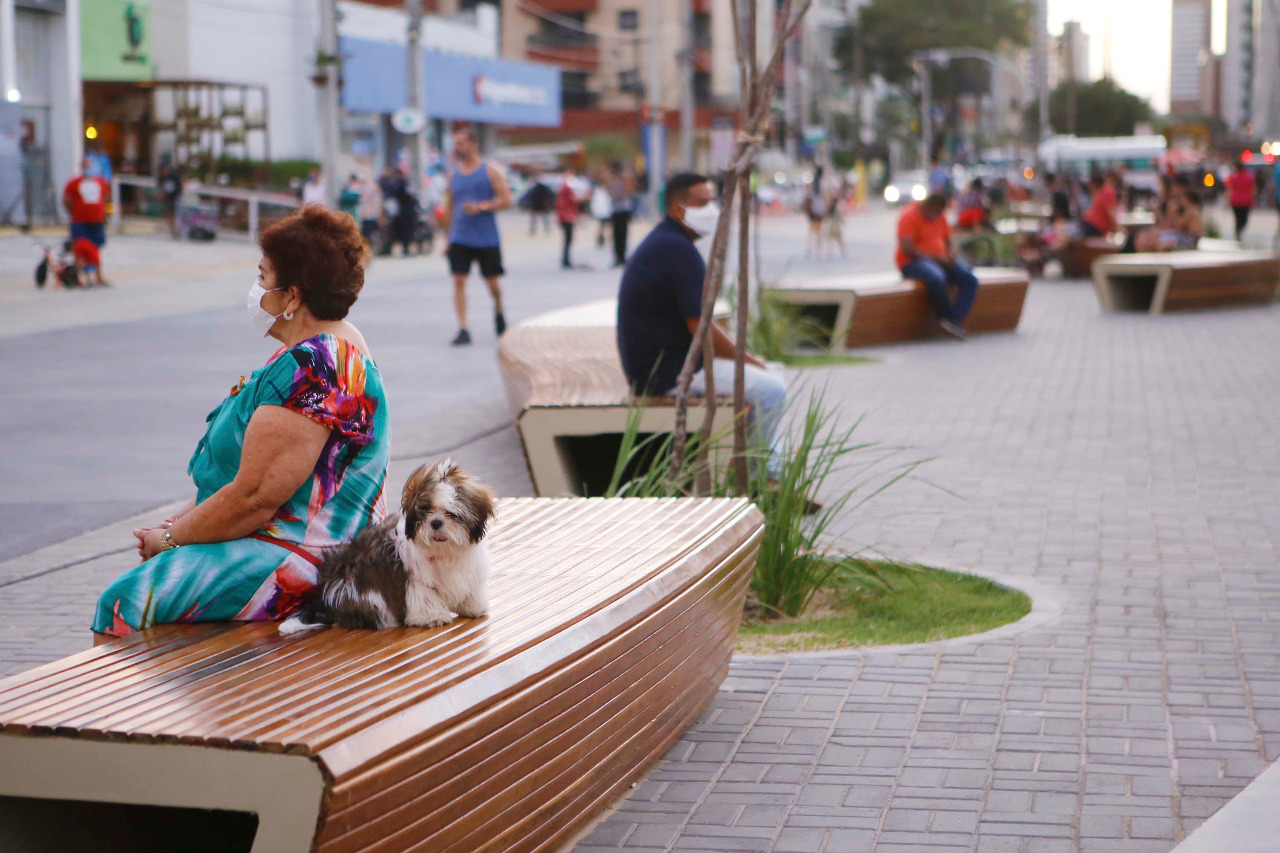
[737,560,1031,654]
[779,352,878,368]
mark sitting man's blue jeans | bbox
[667,359,786,477]
[900,258,979,324]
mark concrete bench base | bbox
[1092,251,1280,314]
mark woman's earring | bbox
[283,311,295,321]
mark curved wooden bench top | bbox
[0,498,759,761]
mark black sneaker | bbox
[495,313,507,336]
[451,328,472,346]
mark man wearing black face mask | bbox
[616,172,786,476]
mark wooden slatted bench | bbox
[1091,251,1280,314]
[1061,236,1123,279]
[497,300,734,497]
[767,267,1030,351]
[0,496,763,853]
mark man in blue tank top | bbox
[443,127,513,345]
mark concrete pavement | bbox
[4,204,1280,851]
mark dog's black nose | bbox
[430,518,444,530]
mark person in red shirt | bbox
[556,171,579,270]
[1080,172,1118,237]
[896,194,977,339]
[63,157,110,279]
[1227,162,1257,241]
[71,237,105,287]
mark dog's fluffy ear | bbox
[401,463,437,540]
[440,462,496,544]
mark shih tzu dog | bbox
[280,459,496,634]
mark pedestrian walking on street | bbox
[90,205,390,642]
[302,169,327,207]
[158,163,183,238]
[526,171,555,236]
[606,161,635,267]
[338,174,362,221]
[1227,161,1256,241]
[443,127,512,346]
[63,157,110,284]
[590,178,612,248]
[378,167,416,257]
[896,192,977,340]
[557,169,579,269]
[355,173,382,250]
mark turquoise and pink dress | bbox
[93,333,390,637]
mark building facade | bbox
[1048,20,1089,90]
[2,0,82,224]
[1169,0,1213,116]
[497,0,771,170]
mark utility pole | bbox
[317,0,341,205]
[680,0,695,169]
[919,59,932,166]
[646,0,663,215]
[406,0,424,199]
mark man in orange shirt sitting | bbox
[896,193,977,339]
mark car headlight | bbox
[911,184,927,201]
[884,186,901,203]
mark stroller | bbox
[34,241,82,289]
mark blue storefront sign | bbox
[340,38,561,128]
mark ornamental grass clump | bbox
[603,391,921,619]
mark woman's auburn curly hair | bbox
[259,204,368,321]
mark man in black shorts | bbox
[442,128,513,345]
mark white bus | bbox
[1037,135,1168,193]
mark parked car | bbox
[883,170,928,205]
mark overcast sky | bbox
[1047,0,1206,114]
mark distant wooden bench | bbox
[768,267,1030,351]
[1061,236,1123,278]
[0,497,763,853]
[1091,251,1280,314]
[498,299,735,497]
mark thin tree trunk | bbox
[732,174,752,493]
[669,0,813,483]
[670,172,741,486]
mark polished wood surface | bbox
[0,498,764,853]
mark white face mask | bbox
[247,281,286,337]
[682,202,721,237]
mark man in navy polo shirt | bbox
[616,172,786,474]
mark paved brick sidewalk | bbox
[572,283,1280,852]
[3,274,1279,852]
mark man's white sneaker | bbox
[939,319,968,340]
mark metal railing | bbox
[110,175,299,239]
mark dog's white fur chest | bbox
[394,517,491,627]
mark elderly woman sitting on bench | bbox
[92,205,391,644]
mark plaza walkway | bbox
[2,212,1278,851]
[569,281,1280,852]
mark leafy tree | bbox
[834,0,1032,87]
[1029,78,1154,137]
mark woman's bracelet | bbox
[158,529,180,551]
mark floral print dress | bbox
[93,334,390,636]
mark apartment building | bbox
[499,0,772,169]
